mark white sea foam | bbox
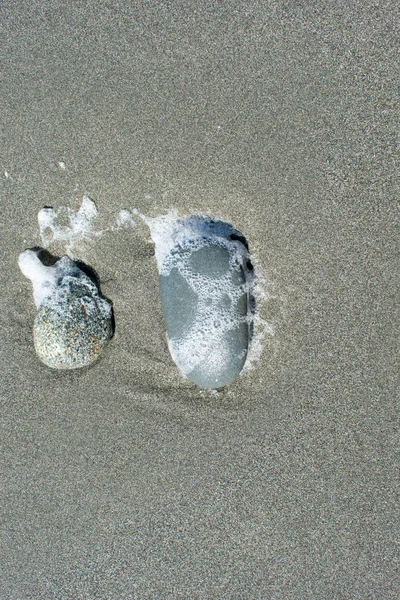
[139,210,181,271]
[38,196,99,253]
[37,197,137,256]
[18,250,82,308]
[18,250,58,308]
[242,266,273,372]
[116,209,137,228]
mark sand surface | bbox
[1,1,398,598]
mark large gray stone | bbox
[152,216,254,389]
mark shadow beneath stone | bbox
[30,246,60,266]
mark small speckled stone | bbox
[19,250,113,369]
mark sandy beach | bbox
[1,1,398,598]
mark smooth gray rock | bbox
[154,216,254,389]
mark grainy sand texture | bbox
[1,1,398,598]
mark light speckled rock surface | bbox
[19,250,113,369]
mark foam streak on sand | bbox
[37,197,136,256]
[38,195,99,253]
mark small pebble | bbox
[18,250,113,369]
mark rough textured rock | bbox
[19,250,113,369]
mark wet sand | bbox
[1,1,398,598]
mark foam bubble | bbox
[116,209,137,228]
